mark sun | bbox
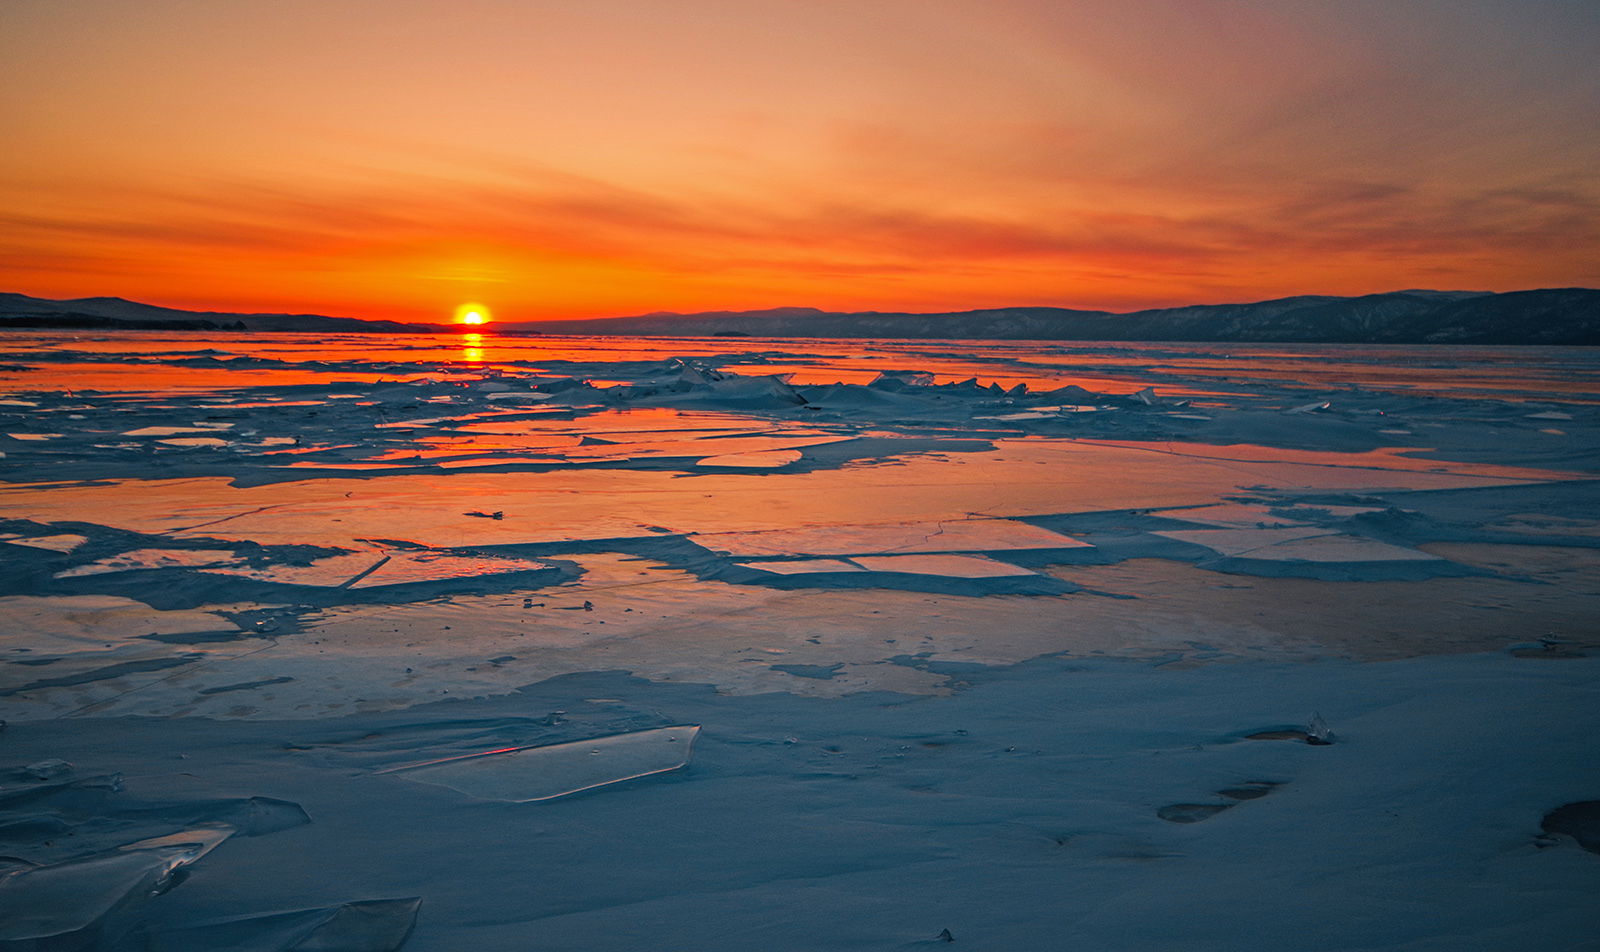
[453,302,492,326]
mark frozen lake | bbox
[1,331,1597,950]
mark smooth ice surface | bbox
[203,553,385,587]
[347,553,549,589]
[3,533,88,552]
[698,519,1089,557]
[1156,504,1312,528]
[1155,527,1441,561]
[736,559,866,575]
[696,449,804,468]
[56,548,241,578]
[204,550,548,589]
[0,595,241,654]
[392,725,701,802]
[850,554,1040,577]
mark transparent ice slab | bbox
[389,725,700,802]
[0,844,207,947]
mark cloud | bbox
[2,147,1596,318]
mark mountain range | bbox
[3,288,1597,344]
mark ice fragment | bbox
[389,725,700,802]
[0,845,206,948]
[23,759,72,780]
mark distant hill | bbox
[506,288,1600,345]
[0,293,446,334]
[2,288,1597,344]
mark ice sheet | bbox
[1,334,1598,947]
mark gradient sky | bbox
[3,0,1598,322]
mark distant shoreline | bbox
[2,287,1597,345]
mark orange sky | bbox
[3,0,1597,323]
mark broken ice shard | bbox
[1307,712,1336,745]
[117,823,235,863]
[0,842,211,949]
[23,759,72,780]
[388,725,700,802]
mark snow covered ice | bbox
[0,331,1597,949]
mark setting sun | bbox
[454,302,491,326]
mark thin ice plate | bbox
[389,725,700,802]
